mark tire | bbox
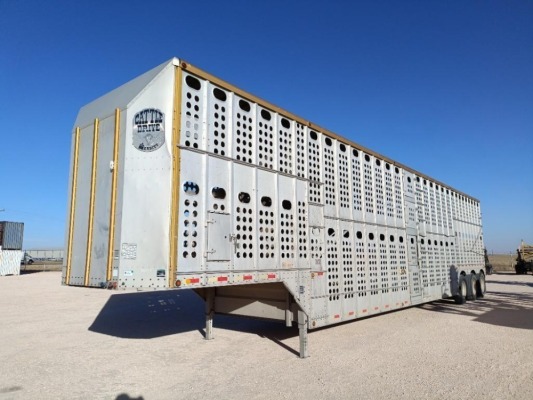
[476,272,486,298]
[28,259,34,265]
[454,277,467,304]
[467,273,477,301]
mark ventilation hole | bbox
[385,163,390,170]
[282,200,292,210]
[183,181,199,195]
[356,231,362,239]
[430,182,433,188]
[399,236,404,243]
[376,159,381,166]
[325,137,332,146]
[421,239,425,244]
[343,230,349,238]
[339,144,346,152]
[327,228,335,237]
[212,187,226,199]
[395,167,399,173]
[352,149,359,157]
[185,75,201,90]
[310,130,318,140]
[238,192,250,204]
[213,88,227,101]
[365,154,370,162]
[407,177,411,183]
[239,99,251,112]
[390,235,395,242]
[380,234,385,241]
[410,238,414,244]
[281,118,290,129]
[260,109,271,121]
[369,233,374,240]
[261,196,272,207]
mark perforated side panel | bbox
[173,69,486,324]
[323,137,337,217]
[351,150,364,222]
[277,116,293,174]
[308,131,323,204]
[257,108,275,169]
[295,123,307,179]
[363,154,375,223]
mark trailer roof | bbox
[74,59,178,129]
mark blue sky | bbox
[0,0,531,253]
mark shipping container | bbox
[0,249,23,276]
[0,221,24,250]
[63,58,486,357]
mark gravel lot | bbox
[0,271,532,400]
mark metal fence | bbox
[24,249,64,261]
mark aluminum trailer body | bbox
[64,58,486,357]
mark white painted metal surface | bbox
[0,249,23,276]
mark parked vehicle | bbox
[484,248,493,275]
[20,252,34,265]
[63,58,486,357]
[515,241,533,274]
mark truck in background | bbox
[515,241,533,274]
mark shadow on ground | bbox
[419,288,533,330]
[89,289,299,353]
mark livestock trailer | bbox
[64,58,486,357]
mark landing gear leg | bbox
[205,288,215,340]
[298,309,309,359]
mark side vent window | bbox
[261,196,272,207]
[239,99,251,112]
[185,75,201,90]
[213,88,227,101]
[211,187,226,199]
[183,181,199,195]
[238,192,250,203]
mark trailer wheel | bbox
[476,273,486,298]
[467,274,477,301]
[454,277,467,304]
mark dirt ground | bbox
[0,271,532,400]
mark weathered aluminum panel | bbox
[339,220,356,319]
[256,168,278,270]
[87,115,115,286]
[0,222,24,250]
[69,124,94,285]
[116,62,175,288]
[278,174,297,270]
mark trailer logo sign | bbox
[133,108,165,152]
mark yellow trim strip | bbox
[180,60,477,202]
[106,109,121,281]
[84,118,99,286]
[65,127,81,284]
[169,66,183,287]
